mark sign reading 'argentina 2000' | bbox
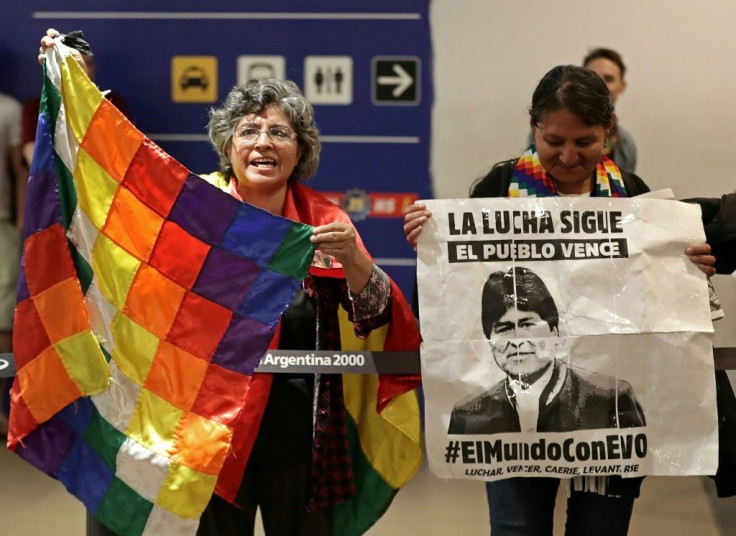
[416,196,717,483]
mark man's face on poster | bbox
[489,306,557,379]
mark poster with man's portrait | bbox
[417,197,717,482]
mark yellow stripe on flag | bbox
[54,330,110,395]
[338,307,422,490]
[75,148,119,230]
[60,56,104,144]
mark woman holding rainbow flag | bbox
[36,29,422,536]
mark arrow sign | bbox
[378,64,414,97]
[372,57,420,105]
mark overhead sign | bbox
[4,3,433,298]
[303,55,353,105]
[373,57,420,105]
[237,55,286,83]
[171,56,218,103]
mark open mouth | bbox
[250,158,277,169]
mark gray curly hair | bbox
[207,78,321,182]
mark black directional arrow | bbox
[378,64,413,97]
[373,57,420,105]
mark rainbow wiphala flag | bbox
[9,41,318,534]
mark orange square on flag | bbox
[103,187,165,262]
[33,278,89,343]
[23,225,77,295]
[144,341,208,410]
[122,139,189,218]
[81,99,144,182]
[149,221,210,289]
[173,411,232,475]
[166,292,232,360]
[124,265,186,339]
[17,346,83,423]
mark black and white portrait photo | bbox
[448,266,646,434]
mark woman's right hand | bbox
[38,28,60,64]
[404,202,432,249]
[37,28,90,75]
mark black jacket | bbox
[684,193,736,274]
[449,362,646,434]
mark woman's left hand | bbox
[686,243,716,277]
[311,222,374,293]
[311,222,363,268]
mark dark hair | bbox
[208,78,321,182]
[583,47,626,79]
[60,30,93,56]
[529,65,613,128]
[481,267,558,338]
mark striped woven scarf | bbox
[509,147,628,198]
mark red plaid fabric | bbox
[304,276,393,509]
[306,276,354,509]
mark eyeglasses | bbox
[232,125,295,145]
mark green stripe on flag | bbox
[54,150,78,231]
[83,407,127,472]
[40,62,61,135]
[334,412,397,536]
[268,222,316,279]
[101,346,112,363]
[95,477,154,536]
[70,242,94,294]
[42,62,78,230]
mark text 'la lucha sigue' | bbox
[448,210,624,236]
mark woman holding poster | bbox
[405,65,715,535]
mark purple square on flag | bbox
[168,174,241,245]
[238,269,301,326]
[56,438,114,512]
[220,203,290,264]
[192,247,259,310]
[17,416,77,476]
[29,113,55,176]
[211,314,276,374]
[57,398,94,434]
[16,252,29,304]
[23,170,62,237]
